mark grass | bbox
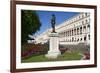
[22,51,83,63]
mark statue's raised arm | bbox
[51,14,56,32]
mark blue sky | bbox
[35,10,79,35]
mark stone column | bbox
[45,32,61,59]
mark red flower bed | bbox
[59,48,69,54]
[21,44,48,58]
[83,52,90,60]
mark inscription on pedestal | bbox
[45,33,61,59]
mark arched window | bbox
[77,38,79,42]
[70,30,71,36]
[80,38,82,41]
[88,35,90,40]
[80,27,82,34]
[85,19,88,23]
[84,36,86,41]
[83,26,86,33]
[83,26,86,29]
[77,28,79,35]
[72,30,73,36]
[74,29,76,35]
[72,37,74,42]
[87,24,90,32]
[85,13,88,16]
[87,24,90,28]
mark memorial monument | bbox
[45,14,61,59]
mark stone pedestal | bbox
[45,32,61,59]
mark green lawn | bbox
[22,51,83,63]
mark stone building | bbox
[35,12,90,45]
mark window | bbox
[72,37,74,42]
[85,13,88,16]
[87,24,90,28]
[72,30,73,36]
[80,27,82,34]
[88,35,90,40]
[70,30,71,36]
[83,26,86,31]
[84,36,86,41]
[86,19,88,23]
[77,39,79,42]
[74,29,76,35]
[77,28,79,35]
[80,38,82,41]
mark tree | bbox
[21,10,41,44]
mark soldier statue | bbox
[51,14,56,32]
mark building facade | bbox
[35,12,90,45]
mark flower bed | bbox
[21,44,49,59]
[83,52,90,60]
[59,48,69,54]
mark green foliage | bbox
[21,10,41,44]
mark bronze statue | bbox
[51,14,56,32]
